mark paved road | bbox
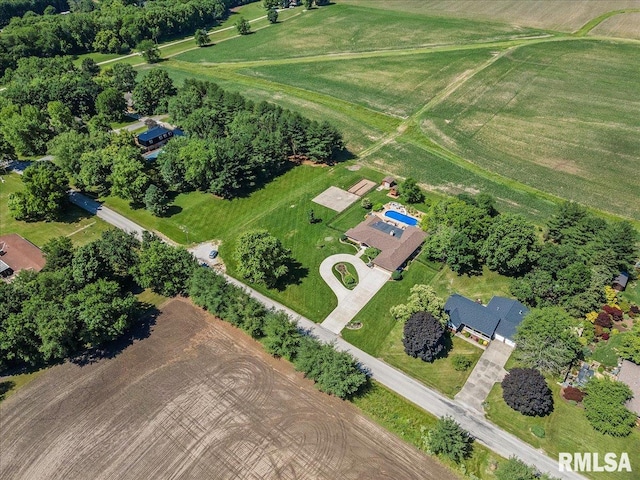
[68,193,585,480]
[68,191,145,240]
[319,254,390,333]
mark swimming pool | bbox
[384,210,418,226]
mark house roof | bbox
[618,360,640,416]
[444,294,529,341]
[487,297,529,341]
[0,233,46,275]
[613,272,629,289]
[382,176,396,184]
[345,215,426,271]
[445,294,500,338]
[0,259,11,273]
[137,126,172,143]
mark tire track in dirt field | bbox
[0,298,456,480]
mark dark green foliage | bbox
[402,311,446,362]
[72,241,110,285]
[8,161,68,221]
[583,378,636,436]
[451,354,472,371]
[132,69,176,115]
[502,368,553,416]
[263,311,300,360]
[513,307,581,375]
[96,87,125,121]
[234,230,294,288]
[42,236,74,272]
[398,177,424,204]
[108,63,137,93]
[0,0,229,76]
[425,415,473,463]
[194,28,210,47]
[135,239,197,296]
[495,457,556,480]
[0,104,53,155]
[96,229,140,279]
[144,184,169,216]
[267,7,278,23]
[481,214,539,276]
[360,197,372,209]
[235,16,250,35]
[391,270,403,281]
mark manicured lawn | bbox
[104,164,383,322]
[485,382,640,480]
[429,263,514,304]
[0,173,111,247]
[342,259,440,355]
[382,326,483,398]
[588,333,627,367]
[351,382,505,480]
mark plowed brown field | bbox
[0,298,455,480]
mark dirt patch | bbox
[0,298,455,480]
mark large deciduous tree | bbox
[398,177,424,204]
[513,307,581,375]
[135,239,197,296]
[390,284,446,324]
[132,69,176,115]
[583,378,636,436]
[235,17,251,35]
[481,214,539,276]
[96,87,126,121]
[8,161,68,221]
[136,39,160,63]
[234,230,294,288]
[402,311,446,362]
[194,29,210,47]
[502,368,553,416]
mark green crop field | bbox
[421,40,640,221]
[176,4,543,64]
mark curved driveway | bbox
[319,254,390,334]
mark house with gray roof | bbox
[444,293,529,347]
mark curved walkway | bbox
[319,254,390,334]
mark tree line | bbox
[4,58,344,221]
[422,194,637,317]
[0,0,68,26]
[0,230,196,370]
[0,0,253,77]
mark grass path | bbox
[573,8,640,36]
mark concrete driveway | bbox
[319,254,390,334]
[455,340,513,413]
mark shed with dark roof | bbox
[613,272,629,291]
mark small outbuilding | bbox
[382,176,396,189]
[136,126,174,151]
[613,272,629,291]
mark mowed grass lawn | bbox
[105,164,385,322]
[421,40,640,222]
[0,173,111,247]
[485,382,640,480]
[176,4,544,64]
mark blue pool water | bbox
[384,210,418,226]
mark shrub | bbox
[502,368,553,416]
[360,198,372,209]
[530,425,545,438]
[601,332,610,340]
[344,275,356,287]
[595,311,613,328]
[603,305,623,321]
[423,416,473,463]
[463,331,471,338]
[562,386,585,402]
[391,270,403,281]
[373,202,384,212]
[584,378,636,436]
[364,247,381,260]
[452,355,472,371]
